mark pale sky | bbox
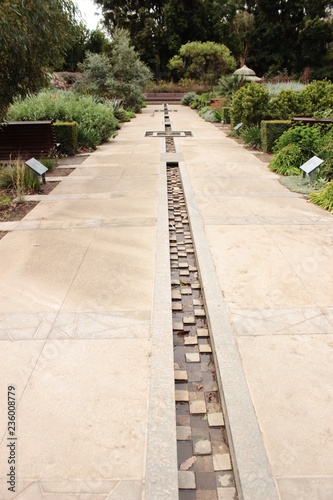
[75,0,103,30]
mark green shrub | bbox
[222,107,230,124]
[105,80,145,112]
[301,80,333,115]
[39,157,57,171]
[53,122,78,156]
[317,132,333,180]
[181,92,198,106]
[0,161,40,196]
[114,108,135,122]
[269,144,305,175]
[309,180,333,211]
[7,91,119,149]
[239,124,262,149]
[273,124,325,157]
[261,120,291,153]
[268,89,306,119]
[231,83,270,126]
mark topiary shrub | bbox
[261,120,291,153]
[269,144,306,175]
[230,83,270,126]
[301,79,333,115]
[268,89,306,119]
[53,122,78,156]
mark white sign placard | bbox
[234,122,243,131]
[300,156,324,174]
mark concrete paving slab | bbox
[174,105,333,499]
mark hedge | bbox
[54,122,78,156]
[222,107,231,124]
[261,120,291,153]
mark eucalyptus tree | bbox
[0,0,77,121]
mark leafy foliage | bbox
[77,29,151,111]
[181,92,199,106]
[7,92,119,149]
[0,161,40,197]
[231,83,270,126]
[268,90,306,119]
[239,125,262,149]
[273,124,326,157]
[309,181,333,211]
[269,144,305,176]
[0,0,77,121]
[168,41,236,86]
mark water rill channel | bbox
[162,105,238,499]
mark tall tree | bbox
[0,0,77,121]
[246,0,333,75]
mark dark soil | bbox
[0,189,39,222]
[0,155,83,224]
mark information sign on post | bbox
[25,158,48,184]
[299,156,324,184]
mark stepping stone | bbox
[185,353,200,363]
[172,290,181,300]
[189,400,207,414]
[194,309,206,317]
[217,487,237,500]
[208,412,225,427]
[180,270,190,276]
[197,328,209,337]
[179,263,189,269]
[213,453,232,471]
[175,370,188,381]
[181,287,192,295]
[184,316,196,325]
[172,303,183,311]
[199,344,212,353]
[178,471,196,490]
[175,390,189,402]
[194,439,212,455]
[173,322,183,331]
[184,335,198,345]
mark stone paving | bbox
[168,165,237,500]
[0,102,333,500]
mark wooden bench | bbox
[0,121,55,161]
[144,92,185,103]
[291,116,333,125]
